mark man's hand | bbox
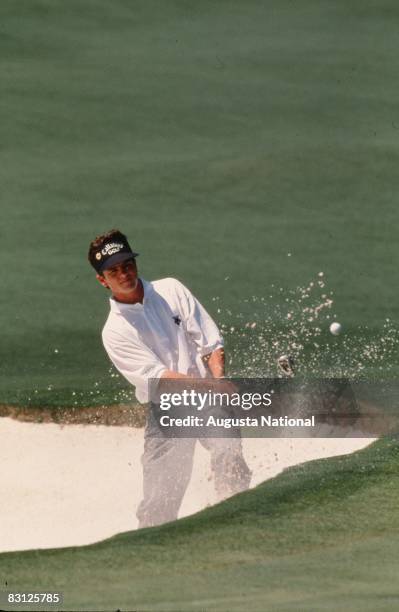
[159,346,238,396]
[159,361,237,396]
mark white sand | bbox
[0,418,374,553]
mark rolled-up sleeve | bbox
[175,280,224,357]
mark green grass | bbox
[1,436,399,611]
[1,0,399,405]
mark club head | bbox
[277,355,295,377]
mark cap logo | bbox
[101,242,125,256]
[90,235,137,273]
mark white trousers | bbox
[137,410,252,528]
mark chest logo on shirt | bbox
[172,315,182,326]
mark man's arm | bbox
[159,280,225,382]
[202,347,225,378]
[160,348,225,380]
[159,370,192,380]
[159,348,233,402]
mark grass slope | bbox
[1,436,399,611]
[1,1,399,405]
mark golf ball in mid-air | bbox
[330,322,342,335]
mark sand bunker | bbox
[0,418,374,553]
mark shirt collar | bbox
[109,278,153,313]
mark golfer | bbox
[88,229,251,528]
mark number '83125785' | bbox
[5,592,62,605]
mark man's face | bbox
[97,258,138,295]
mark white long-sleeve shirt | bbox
[102,278,224,403]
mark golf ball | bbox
[329,322,342,336]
